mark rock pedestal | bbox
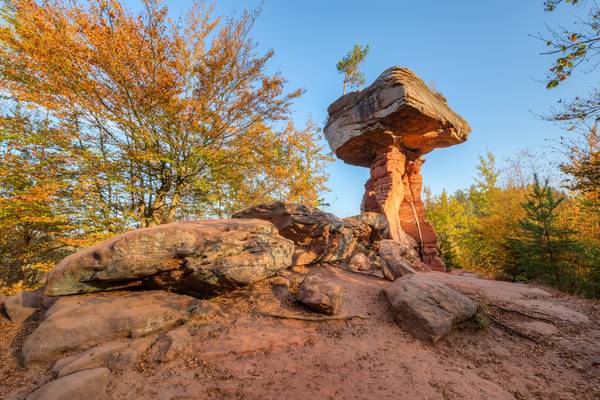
[324,67,471,271]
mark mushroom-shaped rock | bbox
[324,67,471,270]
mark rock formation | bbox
[384,274,477,343]
[324,67,471,271]
[44,219,294,297]
[233,202,387,265]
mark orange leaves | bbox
[0,0,330,231]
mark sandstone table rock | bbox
[324,67,471,271]
[233,202,387,265]
[45,219,294,297]
[384,273,477,343]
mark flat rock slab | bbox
[324,67,471,166]
[384,274,477,343]
[27,367,111,400]
[22,290,213,365]
[45,219,294,296]
[424,272,589,325]
[52,337,153,377]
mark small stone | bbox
[379,240,417,279]
[4,290,42,324]
[348,253,371,272]
[297,275,342,315]
[269,276,290,288]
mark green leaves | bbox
[336,44,369,94]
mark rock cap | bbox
[324,66,471,166]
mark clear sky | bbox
[160,0,595,217]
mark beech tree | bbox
[0,0,329,227]
[336,44,369,95]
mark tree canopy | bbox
[0,0,332,291]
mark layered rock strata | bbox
[324,67,471,270]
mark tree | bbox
[558,125,600,243]
[540,0,600,124]
[508,174,578,287]
[0,107,78,291]
[336,44,369,95]
[0,0,329,228]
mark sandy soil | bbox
[1,265,599,400]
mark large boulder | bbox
[22,290,214,365]
[297,275,342,315]
[26,368,111,400]
[384,274,477,343]
[233,202,387,265]
[45,219,294,297]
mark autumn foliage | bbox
[0,0,332,291]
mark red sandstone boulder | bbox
[45,219,294,297]
[378,239,429,281]
[22,290,214,365]
[52,337,153,377]
[384,274,477,343]
[4,289,42,324]
[26,367,111,400]
[297,275,342,315]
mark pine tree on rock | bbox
[336,44,369,95]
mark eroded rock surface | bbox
[4,290,42,324]
[26,367,111,400]
[233,202,387,265]
[45,219,294,296]
[52,337,153,377]
[324,67,471,270]
[378,239,427,280]
[22,290,213,365]
[384,273,477,342]
[297,274,342,315]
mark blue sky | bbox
[160,0,595,216]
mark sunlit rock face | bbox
[324,67,471,271]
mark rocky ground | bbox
[2,265,599,400]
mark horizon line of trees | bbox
[425,128,600,298]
